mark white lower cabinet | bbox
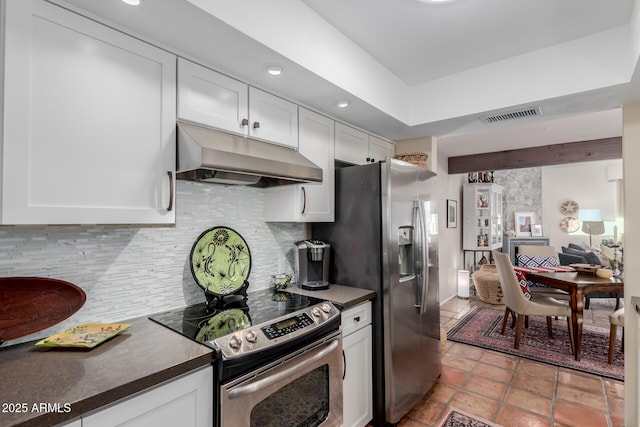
[58,420,81,427]
[81,367,212,427]
[264,107,335,222]
[342,302,373,427]
[1,0,176,225]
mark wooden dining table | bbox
[526,271,623,361]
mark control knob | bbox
[229,334,242,351]
[311,307,322,317]
[245,330,258,343]
[321,303,332,313]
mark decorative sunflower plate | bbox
[190,226,252,296]
[195,309,250,342]
[35,323,131,348]
[560,216,580,233]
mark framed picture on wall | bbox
[515,211,535,236]
[447,199,457,228]
[531,224,543,237]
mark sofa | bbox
[557,243,621,310]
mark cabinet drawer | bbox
[341,301,372,337]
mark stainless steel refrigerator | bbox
[312,158,440,426]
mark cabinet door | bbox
[1,0,176,224]
[248,87,298,148]
[343,324,373,427]
[264,108,334,222]
[335,122,369,165]
[368,135,394,163]
[177,58,249,136]
[82,367,213,427]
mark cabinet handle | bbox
[301,186,306,214]
[353,316,361,322]
[167,171,174,212]
[241,118,249,127]
[253,121,260,129]
[342,350,346,380]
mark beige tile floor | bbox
[397,294,625,427]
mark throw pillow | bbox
[561,247,602,265]
[516,254,558,288]
[514,269,532,300]
[516,254,559,268]
[568,242,588,251]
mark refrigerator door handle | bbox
[415,200,429,315]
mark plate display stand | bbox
[204,281,250,310]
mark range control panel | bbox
[214,302,339,359]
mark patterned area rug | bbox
[438,408,501,427]
[447,307,624,381]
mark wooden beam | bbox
[447,137,622,174]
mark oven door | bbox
[220,331,343,427]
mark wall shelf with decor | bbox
[462,183,504,252]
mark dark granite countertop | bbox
[285,283,376,309]
[0,316,214,427]
[0,285,372,427]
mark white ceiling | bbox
[302,0,633,86]
[53,0,637,159]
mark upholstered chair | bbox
[493,251,574,353]
[608,307,624,364]
[516,245,570,301]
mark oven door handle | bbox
[228,338,339,399]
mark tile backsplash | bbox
[1,181,305,346]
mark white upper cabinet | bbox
[335,122,394,165]
[335,123,369,165]
[368,135,395,163]
[248,87,298,149]
[177,59,298,149]
[265,108,335,222]
[0,0,176,224]
[177,58,248,136]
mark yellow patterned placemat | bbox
[35,323,131,348]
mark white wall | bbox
[622,101,640,426]
[541,159,622,250]
[437,149,465,302]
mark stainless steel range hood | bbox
[176,121,323,187]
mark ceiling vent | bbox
[482,107,541,124]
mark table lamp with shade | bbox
[578,209,605,247]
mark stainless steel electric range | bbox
[149,288,343,427]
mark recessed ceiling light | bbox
[336,100,350,108]
[121,0,144,5]
[265,64,284,77]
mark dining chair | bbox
[608,307,624,364]
[493,251,574,352]
[516,245,570,301]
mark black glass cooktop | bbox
[149,288,325,347]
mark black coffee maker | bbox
[294,240,330,290]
